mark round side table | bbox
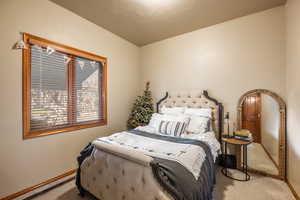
[221,137,252,181]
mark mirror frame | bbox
[237,89,286,180]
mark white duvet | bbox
[93,126,220,179]
[136,125,220,160]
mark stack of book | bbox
[234,130,252,141]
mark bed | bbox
[76,90,224,200]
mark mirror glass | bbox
[240,92,281,176]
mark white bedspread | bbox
[136,125,220,160]
[93,126,220,179]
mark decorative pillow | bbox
[148,113,190,132]
[184,108,212,118]
[186,116,210,134]
[160,106,185,115]
[158,120,187,137]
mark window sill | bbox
[23,120,107,139]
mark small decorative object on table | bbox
[234,130,252,141]
[223,112,235,138]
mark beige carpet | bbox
[26,169,295,200]
[248,143,279,175]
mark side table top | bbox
[222,137,252,145]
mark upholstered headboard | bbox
[156,90,224,141]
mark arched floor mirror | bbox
[237,89,286,180]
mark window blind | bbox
[30,45,103,131]
[74,57,103,123]
[31,45,68,130]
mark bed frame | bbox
[156,90,224,142]
[78,90,224,200]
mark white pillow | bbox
[148,113,162,128]
[160,106,185,115]
[184,108,212,118]
[148,113,190,132]
[185,116,210,134]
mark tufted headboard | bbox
[156,90,224,142]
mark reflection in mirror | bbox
[237,89,286,180]
[248,94,279,175]
[261,95,280,166]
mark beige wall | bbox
[140,7,286,126]
[0,0,140,198]
[261,94,280,165]
[286,0,300,196]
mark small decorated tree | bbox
[127,82,154,129]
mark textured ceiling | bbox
[50,0,286,46]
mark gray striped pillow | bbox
[158,120,187,137]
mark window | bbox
[23,33,107,138]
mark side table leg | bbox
[245,145,248,180]
[242,145,245,173]
[225,142,228,176]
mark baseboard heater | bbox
[0,169,76,200]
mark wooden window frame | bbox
[23,33,107,139]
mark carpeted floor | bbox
[26,169,295,200]
[248,143,279,175]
